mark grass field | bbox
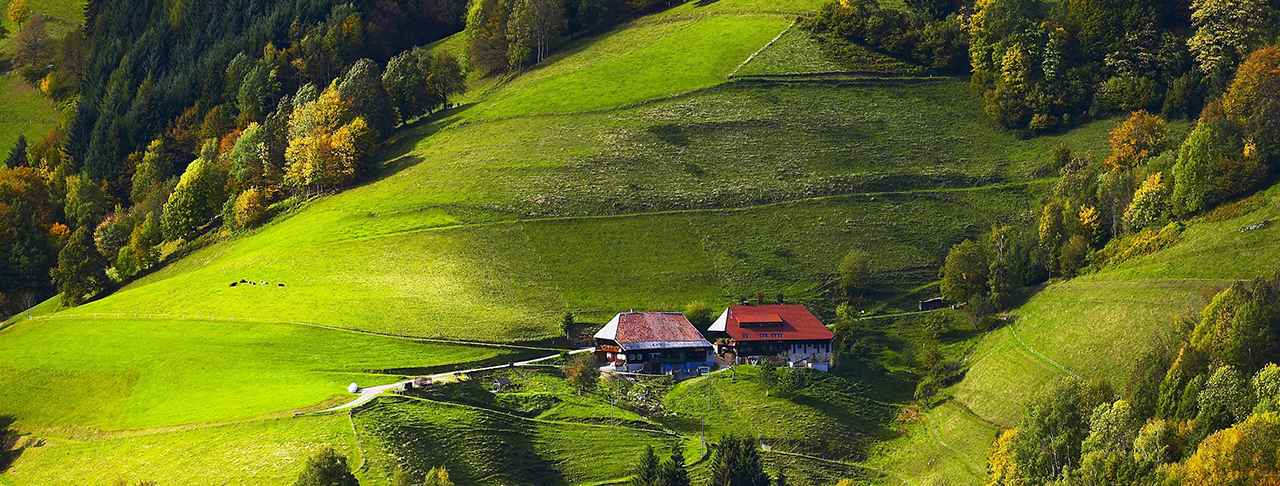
[883,184,1280,484]
[0,0,81,151]
[468,13,791,120]
[55,77,1120,341]
[0,317,505,430]
[0,74,61,156]
[354,395,685,486]
[865,401,998,486]
[2,415,359,486]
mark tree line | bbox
[808,0,1280,134]
[464,0,680,74]
[0,1,466,313]
[937,43,1280,315]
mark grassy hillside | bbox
[355,396,685,486]
[66,79,1118,340]
[3,415,360,486]
[876,185,1280,485]
[0,316,505,429]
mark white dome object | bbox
[347,382,359,393]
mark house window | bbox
[742,333,749,338]
[759,334,767,338]
[771,333,783,338]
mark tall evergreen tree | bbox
[659,442,690,486]
[630,445,659,486]
[709,435,770,486]
[5,135,28,169]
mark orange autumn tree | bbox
[1104,111,1168,171]
[1222,46,1280,120]
[1170,412,1280,485]
[284,82,373,192]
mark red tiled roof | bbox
[597,312,710,347]
[722,305,832,342]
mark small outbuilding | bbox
[492,377,513,391]
[919,297,947,311]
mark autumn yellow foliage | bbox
[987,428,1025,486]
[1104,111,1167,171]
[284,83,373,191]
[1169,412,1280,485]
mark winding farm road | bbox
[323,347,594,412]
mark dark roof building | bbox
[593,312,713,374]
[708,304,834,371]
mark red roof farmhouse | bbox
[708,304,834,371]
[593,312,713,374]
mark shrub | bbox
[292,448,358,486]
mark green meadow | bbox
[0,74,60,155]
[3,415,360,486]
[0,317,503,429]
[66,78,1120,341]
[0,0,82,150]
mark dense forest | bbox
[809,0,1280,134]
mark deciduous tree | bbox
[285,83,374,192]
[1104,111,1168,170]
[7,0,29,28]
[131,138,171,204]
[162,143,228,241]
[940,239,989,303]
[51,226,108,306]
[466,0,511,74]
[838,249,871,300]
[338,59,398,139]
[565,351,599,393]
[383,50,429,122]
[1187,0,1274,86]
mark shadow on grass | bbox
[0,415,21,472]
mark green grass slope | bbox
[0,317,504,429]
[0,74,60,153]
[0,0,83,150]
[3,414,359,486]
[68,79,1118,340]
[878,186,1280,485]
[354,396,686,486]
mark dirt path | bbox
[322,347,593,412]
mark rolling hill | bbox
[0,0,1140,483]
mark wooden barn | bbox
[593,312,714,374]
